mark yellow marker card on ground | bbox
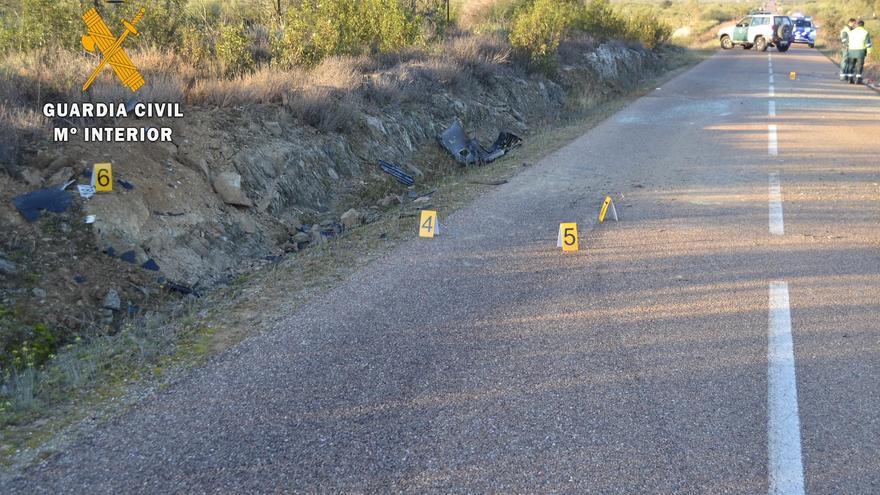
[598,196,619,223]
[789,71,797,80]
[91,163,113,192]
[419,210,439,238]
[557,223,579,251]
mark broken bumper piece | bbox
[438,120,522,166]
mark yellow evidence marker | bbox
[789,71,797,80]
[91,163,113,192]
[598,196,619,223]
[419,210,439,238]
[557,223,579,252]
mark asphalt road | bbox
[5,45,879,494]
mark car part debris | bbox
[12,187,74,222]
[85,215,97,224]
[121,250,137,264]
[468,179,508,186]
[78,184,96,199]
[117,179,135,190]
[438,120,522,166]
[141,259,160,271]
[379,160,415,186]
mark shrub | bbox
[625,8,672,49]
[217,23,255,76]
[276,0,419,67]
[577,0,627,41]
[509,0,579,71]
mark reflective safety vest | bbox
[840,26,851,44]
[848,27,872,50]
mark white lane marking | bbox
[769,101,776,117]
[769,172,784,235]
[768,124,778,156]
[768,282,805,495]
[769,74,775,84]
[769,85,775,97]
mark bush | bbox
[276,0,419,67]
[625,8,672,49]
[509,0,579,71]
[577,0,627,41]
[217,23,255,76]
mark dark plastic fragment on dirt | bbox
[165,281,200,297]
[117,179,134,190]
[12,187,74,222]
[141,259,160,271]
[74,275,87,284]
[104,246,117,257]
[379,160,415,187]
[438,120,522,165]
[127,304,140,316]
[120,250,137,264]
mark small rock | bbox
[265,121,282,137]
[285,217,304,236]
[340,209,363,230]
[102,289,121,311]
[292,232,310,244]
[378,194,401,207]
[211,172,254,207]
[158,141,178,157]
[46,167,76,186]
[404,164,424,178]
[0,257,18,275]
[32,288,47,299]
[21,168,44,187]
[59,222,71,234]
[327,168,339,181]
[310,225,326,245]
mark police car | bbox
[791,15,817,47]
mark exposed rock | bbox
[46,167,74,186]
[341,209,363,230]
[102,289,122,311]
[211,172,253,207]
[378,194,401,207]
[32,287,47,299]
[158,141,179,157]
[0,256,18,275]
[21,168,43,187]
[265,121,282,137]
[292,232,310,244]
[309,225,326,245]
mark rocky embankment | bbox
[0,42,667,333]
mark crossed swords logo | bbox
[81,8,146,92]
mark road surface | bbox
[5,45,879,494]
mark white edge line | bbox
[769,101,776,117]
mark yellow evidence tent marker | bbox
[91,163,113,192]
[419,210,439,238]
[789,71,797,80]
[557,223,579,252]
[598,196,619,223]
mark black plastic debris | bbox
[438,120,522,165]
[120,250,137,264]
[12,187,74,222]
[127,304,140,317]
[379,160,415,187]
[117,179,135,190]
[74,274,87,284]
[141,259,160,271]
[165,280,200,297]
[104,246,117,257]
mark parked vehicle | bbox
[719,11,794,52]
[790,15,817,48]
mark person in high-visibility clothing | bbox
[847,20,873,84]
[840,18,857,80]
